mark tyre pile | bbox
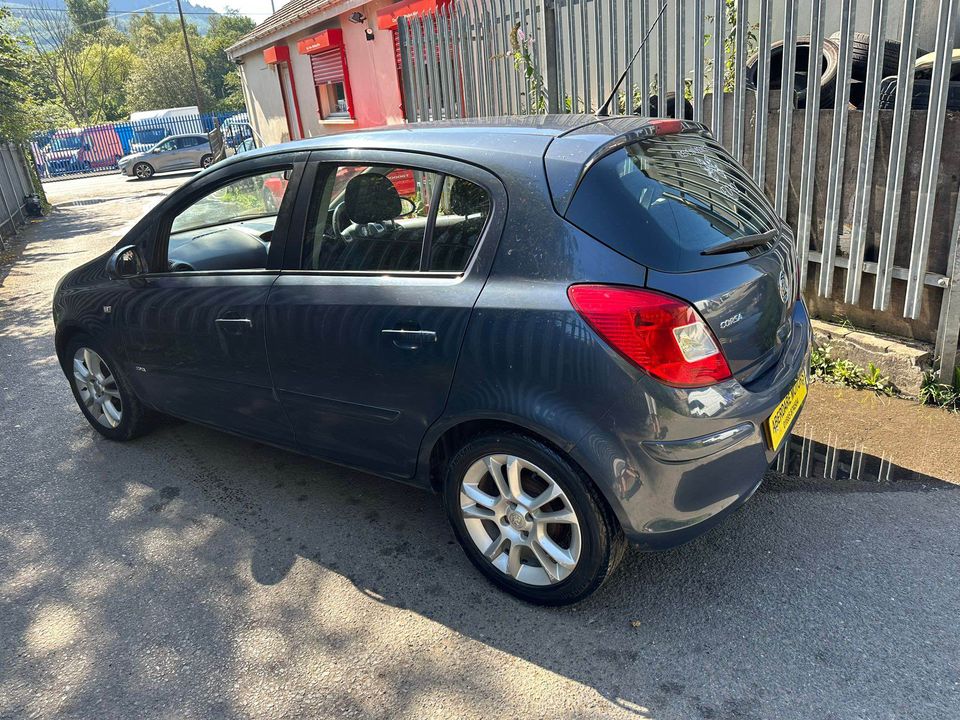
[745,34,960,111]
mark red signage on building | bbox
[263,44,291,65]
[297,28,344,55]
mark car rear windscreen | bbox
[565,132,781,272]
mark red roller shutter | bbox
[311,47,345,84]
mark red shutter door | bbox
[311,48,344,84]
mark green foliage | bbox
[197,14,255,112]
[0,9,34,140]
[15,5,254,129]
[503,23,547,114]
[810,345,897,396]
[124,35,212,112]
[919,369,960,412]
[66,0,109,34]
[703,0,759,93]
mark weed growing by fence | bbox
[811,345,897,396]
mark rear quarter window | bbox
[565,133,780,272]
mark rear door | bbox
[177,136,205,167]
[265,151,506,479]
[563,130,797,382]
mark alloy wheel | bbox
[459,454,582,586]
[72,347,122,429]
[134,163,153,179]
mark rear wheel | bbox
[133,162,154,180]
[200,153,214,169]
[66,335,151,441]
[443,432,626,605]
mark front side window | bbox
[164,169,291,272]
[302,164,490,274]
[154,139,176,153]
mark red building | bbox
[227,0,443,144]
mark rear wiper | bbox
[701,229,778,255]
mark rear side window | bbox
[302,164,490,273]
[565,134,779,272]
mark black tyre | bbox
[443,431,626,606]
[829,30,871,79]
[200,153,214,169]
[878,78,960,111]
[635,91,694,120]
[881,40,930,78]
[64,334,152,441]
[133,162,154,180]
[745,36,839,109]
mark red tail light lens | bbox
[567,284,732,387]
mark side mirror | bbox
[106,245,145,279]
[151,148,162,154]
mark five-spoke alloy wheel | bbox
[133,162,154,180]
[73,347,123,429]
[459,454,582,586]
[445,432,625,605]
[64,335,151,441]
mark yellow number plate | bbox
[765,374,807,451]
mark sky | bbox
[194,0,292,21]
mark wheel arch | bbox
[55,322,90,373]
[419,414,623,528]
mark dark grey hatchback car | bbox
[54,115,811,605]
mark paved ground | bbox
[0,177,958,720]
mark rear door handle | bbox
[381,328,437,349]
[215,317,253,327]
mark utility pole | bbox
[175,0,204,114]
[176,0,224,159]
[270,0,276,13]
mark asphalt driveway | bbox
[0,177,958,719]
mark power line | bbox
[5,6,270,17]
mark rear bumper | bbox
[572,299,811,548]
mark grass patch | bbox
[919,368,960,412]
[810,345,896,396]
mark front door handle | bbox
[381,328,437,349]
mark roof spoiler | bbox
[544,118,710,217]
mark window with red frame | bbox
[311,47,352,119]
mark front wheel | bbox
[443,432,626,605]
[65,335,152,441]
[133,162,154,180]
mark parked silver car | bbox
[118,134,214,180]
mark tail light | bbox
[567,284,732,387]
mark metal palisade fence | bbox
[397,0,960,378]
[0,142,35,252]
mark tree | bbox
[22,4,132,124]
[0,9,33,140]
[66,0,109,35]
[124,35,213,112]
[197,13,254,111]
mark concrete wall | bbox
[238,53,293,145]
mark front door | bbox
[117,154,305,446]
[266,152,505,478]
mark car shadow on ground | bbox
[5,406,956,719]
[3,201,959,719]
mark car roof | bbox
[225,115,650,162]
[215,114,710,210]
